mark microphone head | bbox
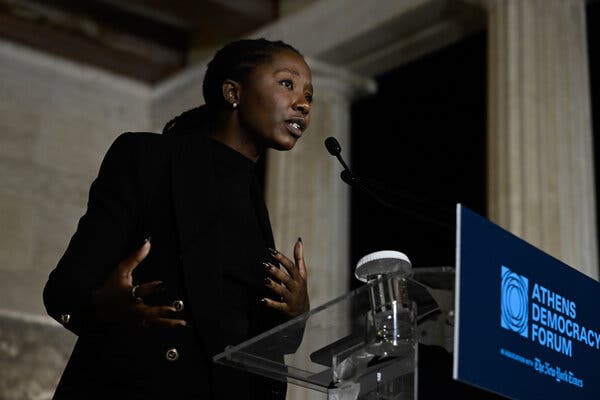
[340,169,354,185]
[324,137,342,156]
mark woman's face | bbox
[236,49,313,151]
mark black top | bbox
[211,138,270,347]
[209,139,283,399]
[45,107,287,400]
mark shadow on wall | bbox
[0,312,74,400]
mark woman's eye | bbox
[280,79,293,89]
[305,94,313,103]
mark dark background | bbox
[348,2,600,291]
[345,6,598,398]
[349,31,487,290]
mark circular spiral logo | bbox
[501,266,529,337]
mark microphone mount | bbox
[324,136,454,231]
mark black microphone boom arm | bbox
[324,136,453,231]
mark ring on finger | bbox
[131,284,140,301]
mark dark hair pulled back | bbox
[202,38,302,108]
[163,38,302,135]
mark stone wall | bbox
[0,311,75,400]
[0,38,206,399]
[0,39,151,399]
[0,40,152,316]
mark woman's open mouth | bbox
[284,118,306,137]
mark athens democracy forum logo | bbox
[500,265,600,358]
[501,266,529,338]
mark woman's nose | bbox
[293,97,311,115]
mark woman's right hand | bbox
[92,239,187,328]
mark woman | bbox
[43,38,312,399]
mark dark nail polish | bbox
[268,247,279,256]
[262,261,271,271]
[264,277,271,285]
[298,237,302,243]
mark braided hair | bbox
[203,38,302,108]
[163,38,303,135]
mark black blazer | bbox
[44,111,287,399]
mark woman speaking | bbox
[43,38,312,400]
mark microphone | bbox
[324,136,391,203]
[325,137,351,172]
[325,137,358,187]
[324,136,453,231]
[324,136,341,155]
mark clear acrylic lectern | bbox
[213,253,455,400]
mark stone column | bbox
[486,0,597,278]
[264,60,375,400]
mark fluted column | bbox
[265,60,375,400]
[487,0,597,278]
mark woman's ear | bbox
[222,79,241,109]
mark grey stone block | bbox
[0,312,75,400]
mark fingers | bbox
[294,238,307,280]
[135,304,187,328]
[143,317,188,329]
[268,237,306,283]
[264,276,289,299]
[118,238,151,277]
[261,293,307,319]
[263,238,310,319]
[133,280,163,299]
[265,262,292,288]
[269,247,299,280]
[260,297,287,313]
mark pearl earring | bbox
[232,102,238,109]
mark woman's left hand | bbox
[263,238,310,318]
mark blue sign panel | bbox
[454,205,600,399]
